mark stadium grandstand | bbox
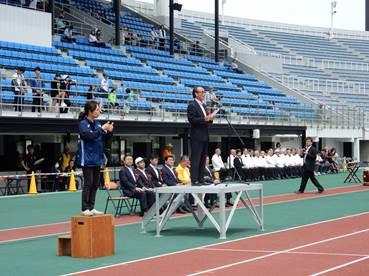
[1,0,369,275]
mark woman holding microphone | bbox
[77,101,113,216]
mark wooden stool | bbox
[57,235,72,256]
[71,215,114,258]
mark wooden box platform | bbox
[71,214,114,258]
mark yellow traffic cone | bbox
[28,171,38,194]
[104,169,110,186]
[68,170,77,192]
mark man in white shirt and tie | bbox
[211,148,228,180]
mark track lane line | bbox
[187,228,369,276]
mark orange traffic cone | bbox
[68,170,77,192]
[28,171,38,194]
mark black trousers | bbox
[14,91,24,111]
[299,169,324,193]
[190,139,208,183]
[32,94,42,112]
[131,190,155,212]
[82,167,100,211]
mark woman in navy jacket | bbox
[77,101,113,216]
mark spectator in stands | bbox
[122,26,132,45]
[50,72,62,113]
[191,41,202,56]
[108,87,119,110]
[162,155,179,186]
[29,0,38,9]
[134,157,155,209]
[158,25,166,51]
[59,75,75,113]
[176,155,191,185]
[211,148,227,181]
[89,30,105,48]
[29,67,45,113]
[146,155,163,187]
[205,87,221,110]
[100,73,110,95]
[56,14,66,34]
[231,58,243,74]
[63,23,76,43]
[151,26,158,48]
[87,85,96,100]
[91,8,101,20]
[119,154,152,216]
[12,67,27,112]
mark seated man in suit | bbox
[162,155,179,186]
[162,155,190,213]
[119,154,152,216]
[146,154,163,188]
[134,157,155,210]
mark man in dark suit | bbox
[187,86,213,185]
[233,149,246,181]
[296,137,325,194]
[134,157,155,209]
[162,155,179,186]
[146,155,163,188]
[119,155,152,216]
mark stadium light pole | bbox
[329,1,337,38]
[114,0,121,46]
[215,0,219,62]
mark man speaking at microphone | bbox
[187,86,214,186]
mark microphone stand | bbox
[221,109,250,185]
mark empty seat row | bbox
[164,70,224,82]
[53,41,123,56]
[106,71,174,84]
[123,81,190,93]
[0,40,58,55]
[68,50,141,65]
[180,78,239,90]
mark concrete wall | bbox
[0,4,51,47]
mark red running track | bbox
[0,184,367,243]
[70,212,369,276]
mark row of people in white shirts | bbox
[212,148,304,171]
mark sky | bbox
[136,0,365,31]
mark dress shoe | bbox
[294,191,304,194]
[317,189,324,194]
[226,201,233,207]
[176,208,186,214]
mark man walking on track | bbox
[296,137,325,194]
[187,86,214,186]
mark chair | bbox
[344,161,361,183]
[104,182,132,217]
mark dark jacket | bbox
[187,100,210,142]
[162,165,178,186]
[135,168,154,189]
[77,117,111,167]
[303,146,317,172]
[119,166,139,197]
[146,165,163,187]
[233,156,243,171]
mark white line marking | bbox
[187,228,369,276]
[199,248,369,258]
[60,211,369,276]
[311,255,369,275]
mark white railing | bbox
[279,75,369,95]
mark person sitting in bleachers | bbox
[108,87,119,110]
[119,154,153,216]
[63,23,76,43]
[12,67,27,112]
[146,155,163,187]
[29,67,45,113]
[59,75,75,113]
[100,73,110,96]
[50,72,62,112]
[134,157,155,210]
[162,155,179,186]
[89,29,106,48]
[87,85,96,100]
[122,26,132,45]
[56,14,66,34]
[158,25,166,51]
[150,26,158,48]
